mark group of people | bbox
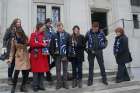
[1,18,132,93]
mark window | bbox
[131,0,140,6]
[37,5,46,23]
[52,7,60,28]
[133,14,140,29]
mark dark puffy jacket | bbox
[3,28,15,57]
[68,34,86,62]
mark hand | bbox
[1,47,7,54]
[5,59,12,64]
[43,43,47,47]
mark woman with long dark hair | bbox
[69,25,85,88]
[2,18,22,85]
[7,18,30,93]
[114,27,132,83]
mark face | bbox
[46,22,52,28]
[116,32,121,36]
[16,19,21,28]
[57,25,64,32]
[92,26,99,32]
[73,28,80,35]
[39,25,46,32]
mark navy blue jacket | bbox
[49,31,70,57]
[114,35,132,64]
[85,29,107,52]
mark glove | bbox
[1,47,7,55]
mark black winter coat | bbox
[114,35,132,64]
[68,34,86,62]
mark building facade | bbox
[0,0,140,70]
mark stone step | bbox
[0,79,138,93]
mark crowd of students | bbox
[1,18,132,93]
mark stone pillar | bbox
[6,0,32,36]
[64,0,90,34]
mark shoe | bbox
[46,72,53,81]
[38,87,45,91]
[33,87,38,92]
[124,78,130,81]
[56,82,62,90]
[102,80,108,85]
[20,85,28,92]
[63,81,69,89]
[87,80,93,86]
[8,78,14,85]
[11,86,16,93]
[72,79,77,88]
[78,80,82,88]
[116,79,123,83]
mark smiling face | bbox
[92,22,100,32]
[46,21,52,28]
[57,23,64,32]
[16,19,21,28]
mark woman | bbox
[2,18,18,85]
[69,25,85,88]
[7,19,30,93]
[114,27,132,83]
[29,22,49,92]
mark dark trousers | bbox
[8,59,15,79]
[71,58,83,80]
[33,73,44,88]
[46,55,55,77]
[12,70,29,86]
[88,50,107,81]
[116,63,130,80]
[55,56,68,82]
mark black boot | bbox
[102,79,108,85]
[11,85,16,93]
[63,81,69,89]
[46,72,52,81]
[33,87,39,92]
[8,77,14,85]
[56,81,62,90]
[87,80,93,86]
[72,79,77,88]
[20,85,28,92]
[78,80,82,88]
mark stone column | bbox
[64,0,90,34]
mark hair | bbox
[9,18,21,31]
[115,27,125,35]
[72,25,80,31]
[36,22,44,31]
[92,21,100,27]
[56,22,63,27]
[72,25,80,41]
[45,18,52,24]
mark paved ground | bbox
[0,60,140,93]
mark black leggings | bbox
[8,59,15,78]
[13,70,29,86]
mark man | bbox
[85,21,108,86]
[50,22,70,89]
[44,18,55,81]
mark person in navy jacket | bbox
[85,21,108,86]
[114,27,132,83]
[49,22,70,89]
[44,18,56,81]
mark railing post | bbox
[121,18,125,28]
